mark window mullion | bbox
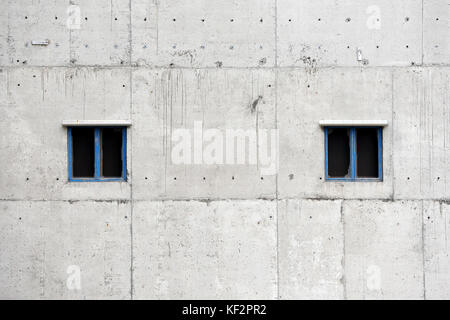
[351,128,356,180]
[94,128,101,179]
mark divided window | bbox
[325,127,382,181]
[68,127,126,181]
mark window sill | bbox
[319,120,388,127]
[62,120,132,127]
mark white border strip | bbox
[319,120,388,127]
[62,120,132,127]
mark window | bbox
[324,127,382,181]
[68,127,127,181]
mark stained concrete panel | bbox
[0,68,131,200]
[132,200,277,299]
[344,200,424,299]
[5,0,70,66]
[0,200,131,299]
[279,199,344,299]
[423,0,450,65]
[277,0,422,67]
[393,67,450,200]
[277,68,393,199]
[0,68,7,105]
[70,0,130,65]
[63,67,132,120]
[0,5,8,65]
[130,0,158,66]
[132,68,276,200]
[131,0,275,67]
[424,201,450,299]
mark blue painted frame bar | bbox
[68,127,73,179]
[350,128,356,179]
[68,126,127,182]
[377,128,383,180]
[324,126,383,182]
[121,128,127,181]
[94,128,101,178]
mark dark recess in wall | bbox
[72,127,95,177]
[356,128,379,178]
[328,128,350,177]
[102,128,123,177]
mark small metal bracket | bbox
[31,40,50,46]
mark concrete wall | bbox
[0,0,449,299]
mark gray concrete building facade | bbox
[0,0,449,299]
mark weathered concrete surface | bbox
[424,201,450,299]
[0,0,449,300]
[131,68,276,200]
[5,0,70,66]
[2,0,448,67]
[279,199,344,299]
[3,0,130,66]
[71,0,130,66]
[277,0,423,67]
[132,200,277,299]
[344,200,424,299]
[0,4,8,65]
[423,0,450,65]
[0,200,131,299]
[393,67,450,200]
[131,0,276,67]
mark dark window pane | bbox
[327,128,350,178]
[71,127,95,177]
[102,128,123,178]
[356,128,379,178]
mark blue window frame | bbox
[324,127,382,181]
[68,127,127,182]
